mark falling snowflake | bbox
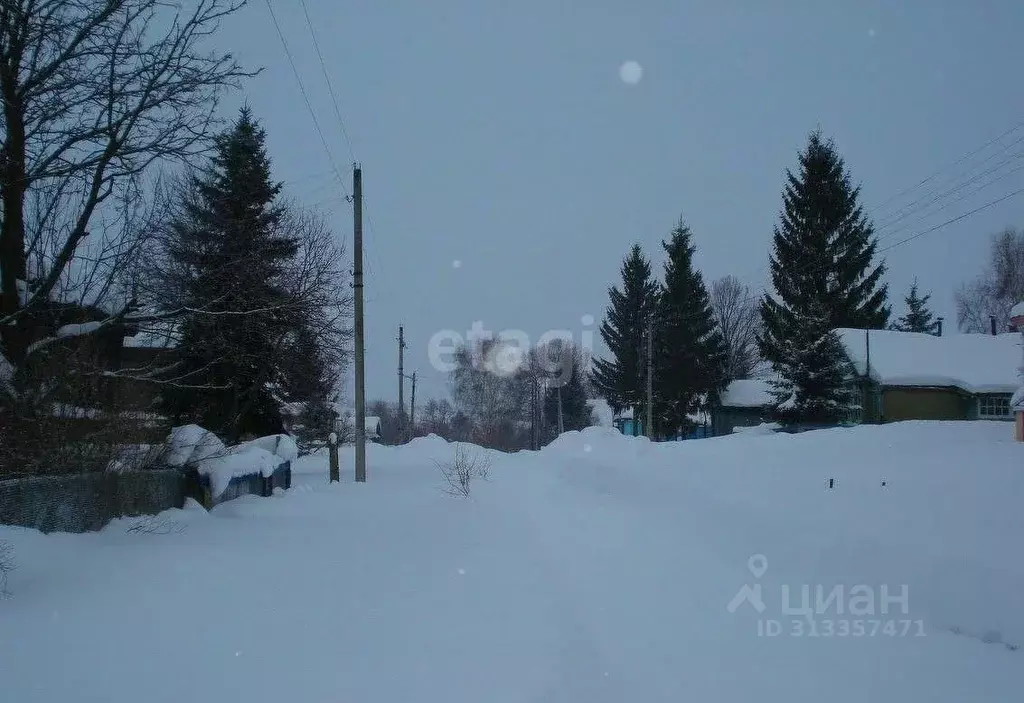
[619,61,643,85]
[452,259,462,269]
[457,568,466,575]
[583,444,593,452]
[868,28,876,38]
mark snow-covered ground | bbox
[2,422,1023,702]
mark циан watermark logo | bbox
[728,554,926,638]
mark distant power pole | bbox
[408,371,417,433]
[530,379,538,450]
[353,165,366,482]
[397,325,407,439]
[557,384,564,435]
[645,319,653,439]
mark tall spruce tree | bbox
[592,244,659,423]
[891,279,939,334]
[652,220,727,436]
[163,108,299,441]
[760,131,889,423]
[769,302,855,425]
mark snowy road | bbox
[2,422,1023,701]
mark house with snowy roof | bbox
[837,328,1021,423]
[712,379,774,436]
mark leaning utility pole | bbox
[353,165,366,482]
[397,325,407,439]
[645,319,653,439]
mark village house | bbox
[837,327,1021,423]
[712,379,774,436]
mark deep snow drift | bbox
[2,421,1023,702]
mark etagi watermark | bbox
[727,555,925,638]
[426,316,597,385]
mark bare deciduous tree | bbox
[710,275,760,380]
[0,0,253,361]
[418,398,455,439]
[450,338,534,450]
[956,227,1024,333]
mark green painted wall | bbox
[713,407,768,436]
[880,387,972,422]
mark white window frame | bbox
[978,393,1013,420]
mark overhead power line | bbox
[298,0,358,166]
[871,117,1024,215]
[263,0,349,200]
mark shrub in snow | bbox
[125,515,185,535]
[436,444,492,498]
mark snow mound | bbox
[198,446,282,497]
[160,427,295,497]
[161,425,226,467]
[234,434,299,462]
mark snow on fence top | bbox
[160,425,294,498]
[837,328,1022,394]
[720,379,773,408]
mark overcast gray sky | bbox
[220,0,1024,404]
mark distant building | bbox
[612,407,643,437]
[333,406,382,442]
[712,379,774,436]
[837,328,1021,423]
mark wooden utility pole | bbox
[353,165,366,482]
[328,432,340,483]
[397,325,407,439]
[645,319,653,439]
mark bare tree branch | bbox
[710,275,760,380]
[1,0,255,348]
[956,227,1024,333]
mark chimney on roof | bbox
[936,317,943,337]
[990,315,997,336]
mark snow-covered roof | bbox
[837,328,1022,394]
[720,379,773,408]
[1012,386,1024,411]
[1011,302,1024,320]
[338,411,382,436]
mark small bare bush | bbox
[436,444,492,497]
[125,515,185,535]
